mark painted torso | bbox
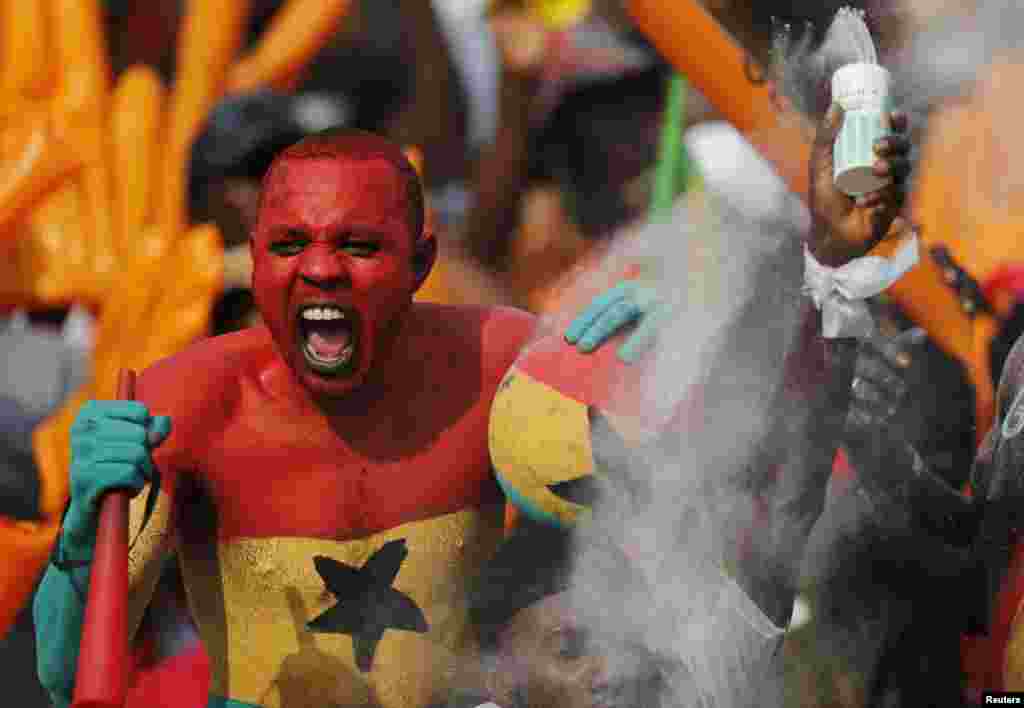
[136,304,535,707]
[181,511,504,708]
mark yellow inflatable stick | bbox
[0,106,81,249]
[35,223,224,503]
[27,224,219,694]
[137,224,224,368]
[227,0,353,94]
[9,0,346,642]
[0,0,53,100]
[110,67,166,260]
[156,0,251,239]
[526,0,592,29]
[21,184,91,306]
[48,0,117,303]
[0,0,100,612]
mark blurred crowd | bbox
[3,0,1023,707]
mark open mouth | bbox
[296,304,358,376]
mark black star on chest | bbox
[306,538,429,672]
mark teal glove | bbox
[61,400,171,561]
[35,400,171,707]
[564,281,673,363]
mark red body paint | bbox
[135,134,536,544]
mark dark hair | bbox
[531,63,670,239]
[263,127,426,241]
[188,90,307,217]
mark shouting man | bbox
[36,130,538,708]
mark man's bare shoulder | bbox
[410,302,537,370]
[136,326,275,422]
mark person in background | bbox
[464,1,671,274]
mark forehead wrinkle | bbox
[260,131,424,239]
[259,157,411,231]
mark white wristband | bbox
[803,232,919,339]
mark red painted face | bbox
[251,154,423,399]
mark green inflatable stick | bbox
[650,72,697,219]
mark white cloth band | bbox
[803,233,919,339]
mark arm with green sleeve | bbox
[33,400,173,707]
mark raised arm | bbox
[461,10,544,271]
[736,105,915,627]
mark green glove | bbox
[61,400,171,560]
[34,400,170,708]
[563,281,673,363]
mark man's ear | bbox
[411,230,438,294]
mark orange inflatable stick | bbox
[873,233,996,445]
[626,0,812,199]
[0,1,53,100]
[226,0,352,94]
[156,0,251,239]
[110,66,166,258]
[903,100,1008,443]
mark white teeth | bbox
[301,307,345,321]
